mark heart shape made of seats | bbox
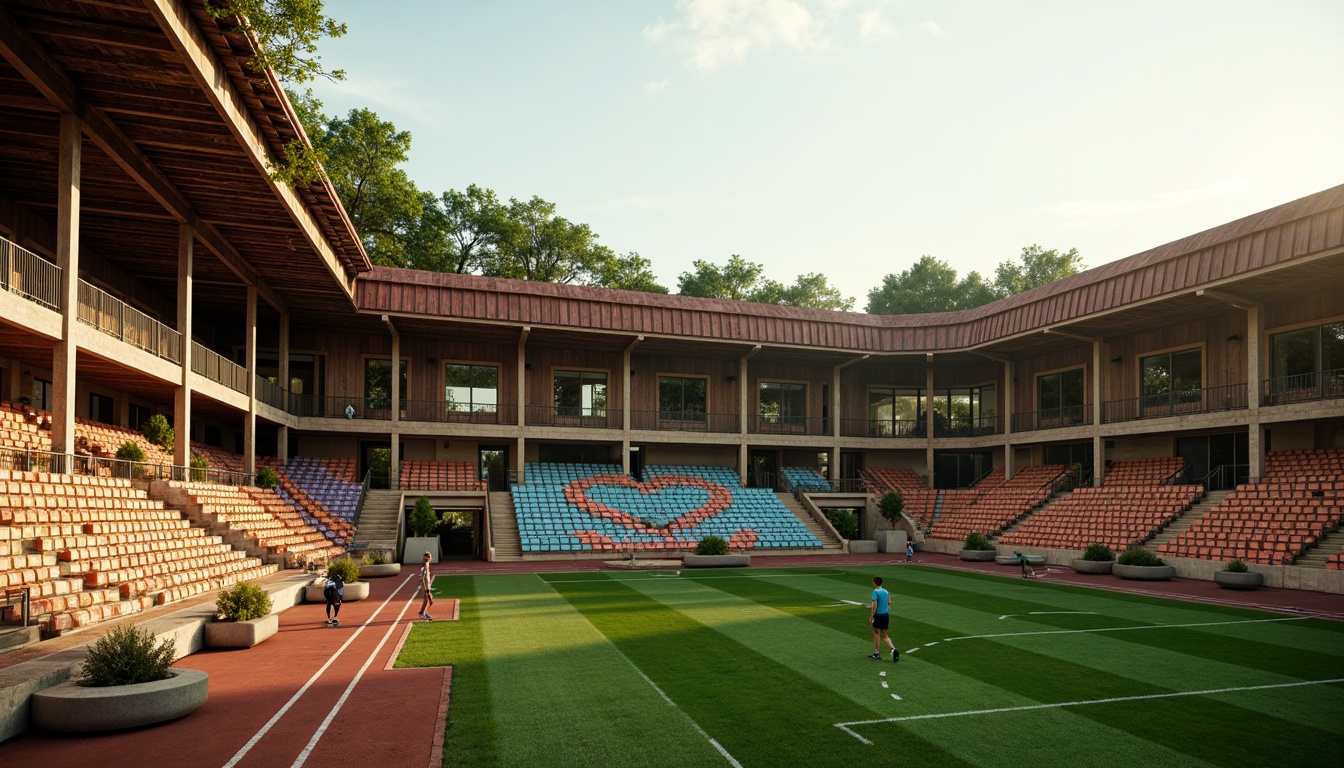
[563,474,735,541]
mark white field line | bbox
[220,573,416,768]
[942,616,1306,643]
[998,611,1095,620]
[834,678,1344,744]
[290,591,419,767]
[538,571,847,584]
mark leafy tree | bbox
[487,197,613,284]
[206,0,348,84]
[993,245,1084,296]
[318,108,423,266]
[678,257,854,310]
[595,252,668,293]
[438,185,508,274]
[865,256,966,314]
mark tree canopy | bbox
[866,247,1085,314]
[677,256,855,311]
[206,0,347,83]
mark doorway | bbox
[749,449,777,489]
[479,445,508,491]
[1176,432,1249,489]
[629,445,645,481]
[932,450,992,488]
[361,441,391,489]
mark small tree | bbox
[190,455,210,482]
[409,496,438,537]
[696,536,730,556]
[216,581,272,622]
[115,440,146,464]
[964,531,994,551]
[140,413,174,452]
[81,625,176,687]
[877,491,905,529]
[255,466,279,489]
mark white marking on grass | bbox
[881,681,889,689]
[923,641,939,647]
[824,600,865,607]
[834,678,1344,743]
[890,693,902,701]
[221,573,416,768]
[539,571,845,584]
[943,616,1306,643]
[998,611,1094,620]
[879,671,886,677]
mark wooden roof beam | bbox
[1043,326,1100,343]
[0,6,287,313]
[143,0,363,299]
[1196,288,1260,310]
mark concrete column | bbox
[829,446,840,481]
[4,363,21,406]
[243,286,257,475]
[1249,423,1266,479]
[621,439,631,476]
[622,346,632,472]
[390,431,400,490]
[173,224,193,466]
[1092,340,1104,487]
[1247,305,1262,414]
[925,362,935,489]
[388,325,400,489]
[739,356,750,486]
[517,332,527,429]
[1003,360,1015,481]
[276,310,290,462]
[515,436,526,484]
[1093,434,1105,487]
[51,114,81,462]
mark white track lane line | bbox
[942,616,1306,643]
[221,573,416,768]
[834,678,1344,744]
[290,590,419,767]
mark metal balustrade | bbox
[524,404,623,429]
[749,414,830,436]
[1102,383,1247,423]
[630,410,739,433]
[1,236,61,312]
[1010,404,1091,432]
[77,280,181,363]
[255,375,287,410]
[934,415,1003,438]
[403,400,516,424]
[191,342,249,395]
[840,418,924,438]
[1262,370,1344,406]
[290,394,389,420]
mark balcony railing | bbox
[255,375,287,410]
[290,394,390,420]
[1262,369,1344,406]
[748,414,830,436]
[0,445,252,486]
[77,280,181,364]
[1,236,61,312]
[1011,404,1091,432]
[525,405,623,429]
[934,415,1003,438]
[1102,383,1247,423]
[841,418,924,438]
[630,410,740,433]
[191,342,249,395]
[404,400,517,425]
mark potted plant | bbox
[875,491,908,554]
[140,413,174,452]
[1113,548,1176,580]
[30,624,208,732]
[1213,559,1263,589]
[255,466,279,489]
[205,581,277,648]
[403,495,441,564]
[359,548,401,578]
[190,455,210,482]
[115,440,152,480]
[304,556,369,602]
[959,531,997,561]
[683,535,750,568]
[1071,543,1115,574]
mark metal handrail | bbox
[1262,369,1344,405]
[77,280,182,363]
[1011,404,1091,432]
[0,445,253,486]
[1102,383,1247,423]
[1,235,61,312]
[191,342,249,395]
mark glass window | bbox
[1140,348,1201,409]
[364,359,407,409]
[1038,369,1085,424]
[760,382,806,425]
[658,376,707,421]
[1270,321,1344,397]
[868,387,922,436]
[554,370,607,416]
[445,364,498,413]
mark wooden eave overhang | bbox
[357,185,1344,355]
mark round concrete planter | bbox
[1071,559,1114,574]
[31,668,208,733]
[1113,564,1176,581]
[303,581,370,603]
[996,554,1045,566]
[1214,570,1263,590]
[204,613,278,649]
[683,554,750,568]
[359,563,402,578]
[959,549,997,562]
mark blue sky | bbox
[308,1,1343,306]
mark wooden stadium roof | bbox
[358,185,1344,355]
[0,0,370,318]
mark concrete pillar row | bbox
[50,114,81,462]
[243,286,257,475]
[173,224,193,467]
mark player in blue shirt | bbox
[868,576,898,662]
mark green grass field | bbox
[396,566,1344,767]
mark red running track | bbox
[1,572,453,768]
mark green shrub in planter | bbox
[326,557,361,584]
[409,496,438,537]
[140,413,174,452]
[363,549,390,566]
[1082,543,1115,562]
[115,440,146,464]
[190,455,210,482]
[1118,548,1165,567]
[877,492,905,528]
[823,508,859,540]
[215,581,272,622]
[81,624,176,687]
[964,531,994,551]
[1223,559,1249,573]
[696,536,730,556]
[254,466,279,489]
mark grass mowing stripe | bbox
[551,577,977,768]
[478,575,729,768]
[394,576,499,768]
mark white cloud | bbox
[1032,179,1252,223]
[645,79,672,92]
[857,8,897,41]
[918,20,943,37]
[644,0,831,72]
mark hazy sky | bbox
[308,1,1343,307]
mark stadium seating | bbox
[264,458,355,545]
[523,462,623,485]
[1328,551,1343,570]
[858,468,935,526]
[1102,456,1186,486]
[0,401,172,467]
[927,464,1067,541]
[0,469,276,634]
[191,442,246,474]
[512,465,820,553]
[1158,449,1344,565]
[399,460,485,490]
[781,466,831,492]
[164,481,344,566]
[644,464,743,487]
